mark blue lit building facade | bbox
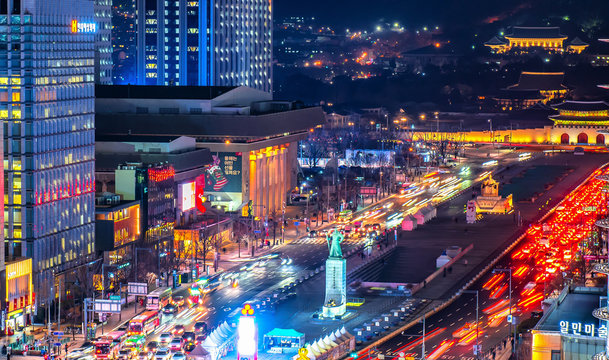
[1,0,96,305]
[113,0,272,92]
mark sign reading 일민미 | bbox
[128,282,148,296]
[559,320,607,337]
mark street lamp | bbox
[461,290,480,358]
[494,268,514,354]
[487,119,493,143]
[400,312,427,359]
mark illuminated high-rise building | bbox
[95,0,113,84]
[1,0,96,305]
[112,0,272,92]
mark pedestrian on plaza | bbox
[7,347,11,360]
[65,344,68,354]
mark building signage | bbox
[559,320,607,337]
[205,152,242,193]
[195,174,207,214]
[71,20,96,33]
[181,181,196,211]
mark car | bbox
[138,352,152,360]
[117,349,134,360]
[172,325,185,336]
[172,296,185,307]
[146,342,159,353]
[194,322,208,334]
[163,304,177,315]
[183,342,196,353]
[169,338,184,352]
[171,353,186,360]
[154,349,171,360]
[182,332,196,343]
[194,335,206,345]
[159,333,173,345]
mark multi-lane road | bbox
[106,153,518,358]
[354,163,609,360]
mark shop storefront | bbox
[3,258,33,334]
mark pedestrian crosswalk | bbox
[290,237,366,245]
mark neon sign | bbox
[195,174,207,214]
[559,320,607,337]
[71,20,97,33]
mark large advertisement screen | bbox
[345,149,395,167]
[181,181,195,211]
[205,152,243,193]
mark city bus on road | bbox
[146,287,172,311]
[122,335,146,352]
[94,339,116,360]
[95,330,127,359]
[128,310,160,336]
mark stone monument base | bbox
[322,303,347,318]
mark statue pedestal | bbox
[323,256,347,318]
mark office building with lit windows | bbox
[113,0,272,92]
[1,0,96,307]
[95,0,113,84]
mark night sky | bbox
[275,0,609,35]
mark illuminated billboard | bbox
[345,149,395,167]
[181,181,195,211]
[205,152,242,193]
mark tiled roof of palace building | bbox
[505,27,566,39]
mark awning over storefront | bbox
[264,328,305,352]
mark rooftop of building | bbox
[505,26,567,39]
[95,146,213,173]
[484,36,508,46]
[508,71,567,91]
[552,101,609,112]
[96,106,325,143]
[535,286,604,333]
[96,85,237,100]
[569,37,589,46]
[95,193,141,212]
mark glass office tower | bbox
[1,0,96,305]
[114,0,272,92]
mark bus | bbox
[338,210,353,222]
[94,330,126,359]
[94,339,117,360]
[146,287,172,311]
[188,285,202,306]
[122,335,146,352]
[128,310,160,336]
